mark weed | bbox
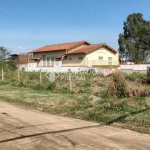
[97,82,105,87]
[32,84,44,90]
[82,82,91,87]
[60,87,74,94]
[78,88,92,93]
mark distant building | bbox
[10,53,33,65]
[31,40,119,67]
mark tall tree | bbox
[0,46,11,60]
[118,13,150,63]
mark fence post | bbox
[40,69,42,84]
[68,70,72,91]
[2,69,4,81]
[17,70,20,83]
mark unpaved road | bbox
[0,101,150,150]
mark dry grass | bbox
[107,72,127,98]
[126,81,150,97]
[107,72,150,98]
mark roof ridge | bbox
[91,43,103,46]
[67,43,117,54]
[31,40,90,53]
[45,40,89,47]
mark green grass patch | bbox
[124,72,146,82]
[97,82,105,87]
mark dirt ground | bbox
[0,101,150,150]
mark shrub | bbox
[107,72,127,98]
[47,82,56,91]
[0,59,17,71]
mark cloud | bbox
[5,45,33,54]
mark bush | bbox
[0,59,17,71]
[107,72,127,98]
[47,82,56,91]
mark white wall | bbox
[19,63,150,74]
[19,62,88,73]
[120,64,150,73]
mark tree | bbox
[0,46,17,70]
[0,46,11,60]
[118,13,150,63]
[135,23,150,61]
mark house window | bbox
[43,55,46,67]
[99,56,103,61]
[51,57,54,61]
[51,57,54,67]
[78,56,83,60]
[47,57,50,66]
[108,57,112,65]
[42,55,46,61]
[69,57,72,61]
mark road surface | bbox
[0,101,150,150]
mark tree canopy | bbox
[0,46,11,60]
[0,46,17,70]
[118,13,150,63]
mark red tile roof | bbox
[67,43,117,54]
[31,41,90,53]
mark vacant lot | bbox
[0,71,150,134]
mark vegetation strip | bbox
[0,70,150,134]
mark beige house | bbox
[31,41,119,67]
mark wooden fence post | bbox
[17,70,20,83]
[2,69,4,81]
[40,69,42,84]
[68,70,72,91]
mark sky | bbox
[0,0,150,54]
